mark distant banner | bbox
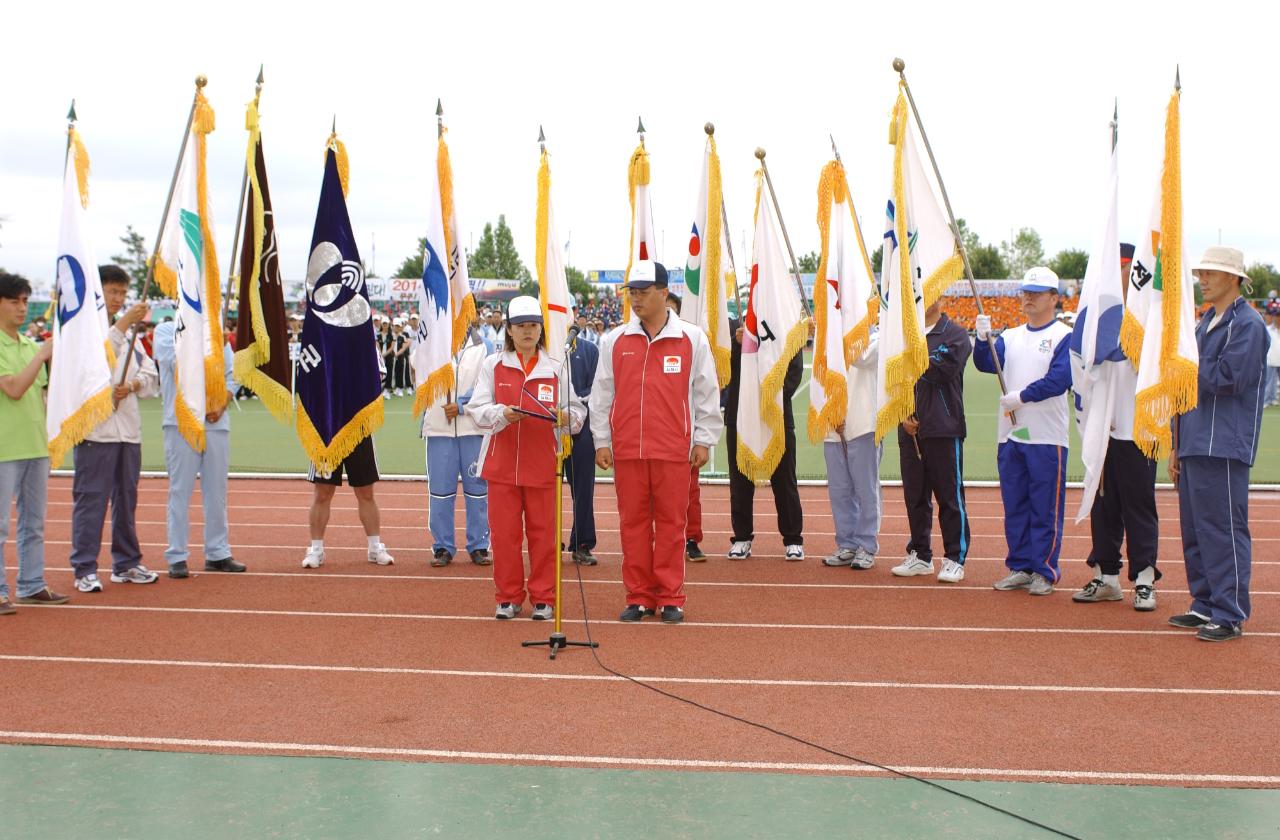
[942,279,1051,297]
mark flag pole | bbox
[753,147,813,320]
[892,58,1011,401]
[222,65,263,333]
[705,123,744,317]
[437,99,453,406]
[117,74,207,388]
[828,135,880,293]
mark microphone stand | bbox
[523,330,598,660]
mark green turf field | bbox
[124,353,1280,483]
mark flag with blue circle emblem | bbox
[295,138,384,474]
[46,126,115,468]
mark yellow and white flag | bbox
[1120,83,1197,460]
[736,175,806,482]
[154,89,224,452]
[437,122,476,353]
[875,86,965,443]
[622,140,655,323]
[536,146,574,361]
[683,133,733,386]
[47,127,115,469]
[808,159,879,442]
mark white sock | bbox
[310,540,324,551]
[1102,573,1120,587]
[367,536,382,551]
[1136,567,1156,586]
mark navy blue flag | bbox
[295,146,384,473]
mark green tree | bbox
[111,225,153,298]
[797,250,819,273]
[1000,227,1045,280]
[870,244,882,275]
[954,218,981,255]
[968,244,1009,279]
[1248,262,1280,300]
[517,265,593,299]
[1049,248,1089,280]
[468,215,530,282]
[395,237,427,278]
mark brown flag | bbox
[232,103,292,423]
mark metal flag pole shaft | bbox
[893,58,1012,405]
[754,148,813,320]
[117,75,207,388]
[829,135,880,299]
[705,123,745,317]
[223,67,264,333]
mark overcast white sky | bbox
[1,0,1276,290]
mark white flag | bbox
[46,130,114,469]
[736,178,806,482]
[536,148,573,361]
[683,135,733,386]
[622,142,655,323]
[1069,113,1124,522]
[410,138,456,415]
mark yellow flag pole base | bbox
[522,443,598,661]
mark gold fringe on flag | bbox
[536,150,553,331]
[411,364,454,418]
[47,386,114,470]
[194,92,226,416]
[622,143,650,322]
[154,255,178,299]
[704,137,731,387]
[174,365,207,453]
[297,396,385,475]
[737,319,809,483]
[1132,88,1197,461]
[69,128,90,209]
[439,132,476,353]
[808,160,849,443]
[326,132,350,198]
[874,88,930,444]
[231,97,293,424]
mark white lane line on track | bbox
[19,603,1280,636]
[1,731,1277,784]
[19,565,1280,596]
[5,654,1278,697]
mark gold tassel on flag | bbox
[194,87,226,416]
[623,138,650,322]
[703,135,732,385]
[438,130,476,353]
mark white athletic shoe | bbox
[1132,585,1157,612]
[993,570,1033,591]
[110,565,158,584]
[531,603,554,621]
[368,544,395,566]
[393,388,403,397]
[784,544,805,561]
[75,574,103,593]
[302,546,325,569]
[1028,573,1055,596]
[849,547,876,570]
[495,602,521,620]
[937,560,965,583]
[727,540,752,560]
[822,548,857,567]
[891,551,934,577]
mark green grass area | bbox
[125,353,1280,483]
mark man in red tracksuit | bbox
[591,261,723,624]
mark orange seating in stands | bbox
[940,295,1077,331]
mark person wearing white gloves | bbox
[972,268,1073,596]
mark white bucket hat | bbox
[1192,246,1249,281]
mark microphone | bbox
[565,325,580,348]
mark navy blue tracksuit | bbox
[1177,297,1267,628]
[564,337,600,552]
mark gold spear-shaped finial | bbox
[1175,65,1181,92]
[67,99,77,123]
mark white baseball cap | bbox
[1020,266,1059,293]
[506,295,543,325]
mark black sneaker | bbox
[1197,623,1243,642]
[572,549,598,566]
[660,606,684,624]
[204,557,246,573]
[431,548,452,567]
[1168,611,1211,629]
[685,540,706,562]
[469,549,491,566]
[168,561,189,579]
[619,604,653,622]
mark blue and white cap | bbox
[506,295,543,325]
[1020,266,1059,293]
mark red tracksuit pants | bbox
[615,458,690,609]
[686,464,703,543]
[489,480,556,606]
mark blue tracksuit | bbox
[1177,297,1267,628]
[564,337,599,551]
[975,324,1073,580]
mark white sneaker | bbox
[784,544,804,561]
[850,547,876,570]
[75,574,103,593]
[110,565,159,584]
[531,603,554,621]
[727,540,752,560]
[382,390,391,400]
[1028,573,1055,596]
[368,544,395,566]
[938,560,965,583]
[993,570,1033,591]
[1133,585,1157,612]
[891,551,934,577]
[823,548,857,567]
[393,388,403,397]
[302,546,325,568]
[495,602,521,620]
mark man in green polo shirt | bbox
[0,270,70,613]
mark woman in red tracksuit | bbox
[468,296,584,620]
